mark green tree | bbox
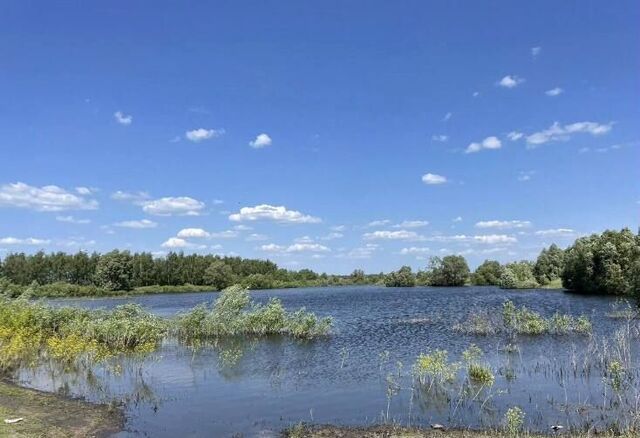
[499,261,538,289]
[94,250,134,291]
[562,228,640,295]
[472,260,503,286]
[203,260,236,290]
[534,244,565,285]
[428,255,470,286]
[384,266,416,287]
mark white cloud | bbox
[260,242,330,254]
[331,225,346,232]
[111,190,150,203]
[422,173,447,185]
[425,234,517,244]
[517,170,535,182]
[465,136,502,154]
[432,134,448,142]
[472,91,480,98]
[142,197,205,216]
[400,247,430,255]
[534,228,575,237]
[531,46,542,58]
[393,220,429,228]
[177,228,209,238]
[507,131,524,141]
[321,232,344,240]
[115,219,158,229]
[114,111,132,125]
[75,187,94,195]
[209,230,239,239]
[249,133,272,149]
[161,237,189,248]
[545,87,564,97]
[185,128,225,142]
[526,121,613,147]
[229,204,321,224]
[56,215,91,224]
[246,233,269,241]
[497,75,525,88]
[338,244,379,259]
[0,237,50,246]
[442,112,452,122]
[475,220,532,229]
[0,182,98,212]
[367,219,391,227]
[453,216,463,223]
[363,230,421,241]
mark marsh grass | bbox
[173,285,331,341]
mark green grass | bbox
[541,278,564,289]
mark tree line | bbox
[383,228,640,296]
[0,228,638,297]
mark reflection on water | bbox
[18,286,640,436]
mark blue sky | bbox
[1,1,638,273]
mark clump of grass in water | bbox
[503,300,592,336]
[453,310,499,335]
[413,349,459,390]
[0,296,167,371]
[174,285,331,341]
[504,406,525,437]
[463,344,494,386]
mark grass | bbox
[0,380,122,437]
[540,278,564,289]
[283,424,638,437]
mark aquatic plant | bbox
[414,350,459,389]
[174,285,331,340]
[463,345,494,386]
[504,406,525,436]
[502,300,591,336]
[454,311,499,335]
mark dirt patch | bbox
[0,380,123,437]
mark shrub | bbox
[384,266,416,287]
[504,406,525,436]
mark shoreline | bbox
[0,379,123,437]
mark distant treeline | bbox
[0,228,638,298]
[0,252,382,297]
[384,228,640,296]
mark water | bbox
[19,286,639,437]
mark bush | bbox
[427,256,470,286]
[472,260,503,286]
[384,266,416,287]
[499,261,539,289]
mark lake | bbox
[18,286,639,437]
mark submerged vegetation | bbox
[0,285,330,373]
[454,300,592,336]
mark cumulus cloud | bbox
[0,237,51,245]
[526,121,613,147]
[0,182,98,212]
[465,136,502,153]
[367,219,391,227]
[114,111,132,125]
[534,228,575,236]
[545,87,564,97]
[363,230,421,241]
[260,242,330,253]
[425,234,518,244]
[507,131,524,141]
[422,173,447,185]
[475,220,532,229]
[142,197,205,216]
[75,187,94,195]
[393,220,429,228]
[209,230,239,239]
[338,243,379,259]
[400,247,430,255]
[56,215,91,224]
[161,237,189,248]
[110,190,150,203]
[497,75,525,88]
[115,219,158,229]
[229,204,321,224]
[246,233,269,241]
[185,128,225,142]
[177,228,210,238]
[249,133,272,149]
[321,232,344,240]
[531,47,542,58]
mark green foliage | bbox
[203,260,236,290]
[499,261,539,289]
[427,256,470,286]
[384,266,416,287]
[504,406,525,436]
[174,285,331,340]
[472,260,503,286]
[94,250,134,291]
[414,350,459,387]
[562,228,640,296]
[534,244,565,285]
[502,300,591,335]
[468,363,495,385]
